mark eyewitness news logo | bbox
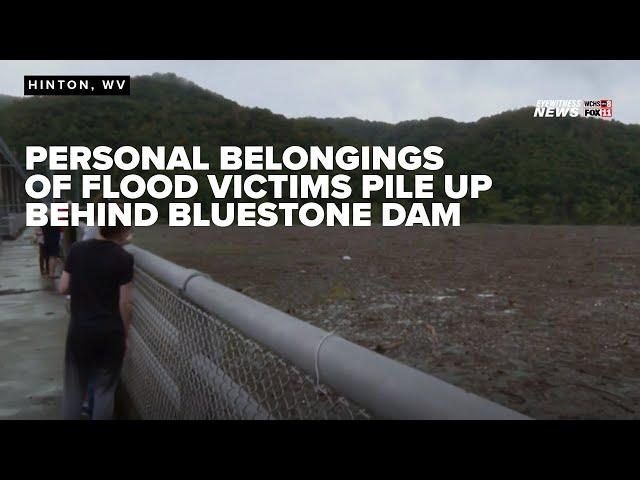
[534,99,613,119]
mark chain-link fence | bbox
[123,266,370,419]
[119,244,528,420]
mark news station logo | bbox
[534,99,613,119]
[584,99,613,118]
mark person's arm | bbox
[59,246,74,294]
[59,271,71,295]
[118,252,135,337]
[119,282,133,335]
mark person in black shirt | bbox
[58,223,134,420]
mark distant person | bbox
[80,194,103,241]
[63,225,77,257]
[41,216,61,279]
[81,222,100,241]
[58,221,134,420]
[35,226,48,276]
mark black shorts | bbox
[65,327,126,375]
[44,241,60,257]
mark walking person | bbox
[41,215,62,279]
[76,194,103,417]
[58,222,134,420]
[61,201,78,258]
[35,226,48,276]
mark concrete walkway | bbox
[0,230,67,419]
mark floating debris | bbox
[374,339,405,354]
[431,295,455,301]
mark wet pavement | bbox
[0,230,67,419]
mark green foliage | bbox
[1,73,638,224]
[0,94,18,110]
[313,109,640,224]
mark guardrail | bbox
[0,204,25,216]
[120,243,530,420]
[0,207,26,239]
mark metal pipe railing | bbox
[0,203,26,216]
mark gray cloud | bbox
[0,60,638,124]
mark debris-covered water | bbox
[135,224,640,419]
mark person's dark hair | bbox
[99,225,131,240]
[99,203,131,240]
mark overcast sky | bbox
[1,60,638,124]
